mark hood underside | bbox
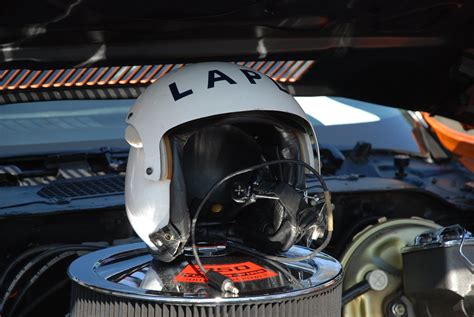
[1,0,474,123]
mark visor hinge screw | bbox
[146,167,153,175]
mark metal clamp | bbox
[414,224,471,247]
[459,227,474,269]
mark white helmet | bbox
[124,62,318,261]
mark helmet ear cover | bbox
[150,111,316,261]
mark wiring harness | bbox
[0,244,103,317]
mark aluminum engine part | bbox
[340,217,441,317]
[403,225,474,317]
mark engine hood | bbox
[1,0,474,123]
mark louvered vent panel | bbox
[37,175,124,199]
[0,61,314,91]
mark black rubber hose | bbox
[7,251,79,317]
[332,216,380,258]
[0,245,100,314]
[0,244,65,289]
[342,280,371,306]
[16,278,69,317]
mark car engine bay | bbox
[0,136,473,316]
[0,0,473,312]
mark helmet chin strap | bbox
[146,135,191,262]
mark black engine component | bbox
[402,225,474,317]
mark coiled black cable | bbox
[226,241,302,287]
[191,159,333,287]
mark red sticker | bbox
[175,261,277,283]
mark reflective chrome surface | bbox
[403,224,474,253]
[68,242,342,304]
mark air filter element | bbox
[68,243,342,317]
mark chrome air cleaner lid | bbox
[68,242,342,304]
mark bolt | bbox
[211,204,223,213]
[234,184,245,196]
[163,233,172,241]
[222,280,239,294]
[146,167,153,175]
[391,303,406,317]
[366,270,388,291]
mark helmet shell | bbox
[125,62,316,250]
